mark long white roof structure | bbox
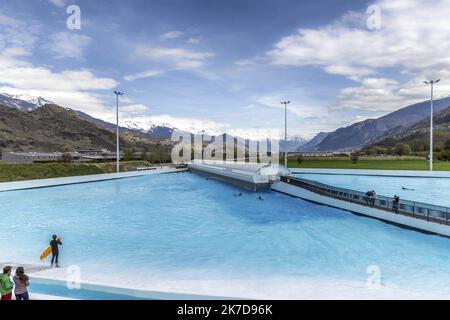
[188,160,291,191]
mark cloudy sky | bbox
[0,0,449,139]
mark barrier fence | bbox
[281,176,450,226]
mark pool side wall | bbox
[271,181,450,237]
[291,168,450,178]
[29,276,241,300]
[0,167,188,192]
[189,166,270,191]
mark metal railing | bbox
[282,176,450,226]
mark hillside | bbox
[297,132,329,151]
[369,106,450,152]
[0,104,154,152]
[315,97,450,151]
[0,93,52,112]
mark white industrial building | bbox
[2,152,63,163]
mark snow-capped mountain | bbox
[0,93,309,143]
[0,93,54,112]
[122,120,225,138]
[279,135,308,152]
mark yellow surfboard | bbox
[40,246,52,261]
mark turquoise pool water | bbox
[293,173,450,207]
[1,172,450,298]
[29,282,146,300]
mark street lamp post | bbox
[114,90,124,173]
[280,101,290,168]
[424,79,440,171]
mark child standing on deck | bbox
[13,267,30,300]
[0,266,14,301]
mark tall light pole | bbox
[114,90,124,173]
[424,79,440,171]
[280,101,290,168]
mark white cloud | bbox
[335,77,450,112]
[120,104,149,114]
[0,67,117,92]
[267,0,450,113]
[121,114,229,136]
[120,114,286,140]
[48,32,91,59]
[187,37,201,44]
[323,65,375,81]
[268,0,450,78]
[0,14,21,27]
[234,59,257,67]
[335,78,406,112]
[256,94,323,118]
[0,65,117,118]
[48,0,65,7]
[0,86,112,118]
[134,46,214,69]
[0,47,31,69]
[124,70,164,81]
[0,18,118,119]
[0,14,38,52]
[161,31,183,40]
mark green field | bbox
[1,158,449,183]
[0,161,152,183]
[288,159,450,171]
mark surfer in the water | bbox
[50,235,63,268]
[402,187,415,191]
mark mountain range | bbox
[296,132,329,152]
[0,93,309,152]
[0,93,53,112]
[311,97,450,151]
[1,92,448,154]
[0,104,138,152]
[368,106,450,151]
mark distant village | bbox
[0,149,351,164]
[0,149,141,164]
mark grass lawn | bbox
[0,161,154,183]
[288,159,450,171]
[0,163,106,182]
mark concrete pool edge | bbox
[271,182,450,237]
[0,167,188,192]
[28,275,245,300]
[290,168,450,178]
[26,273,446,300]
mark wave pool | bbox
[1,172,450,299]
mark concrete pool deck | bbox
[3,167,450,299]
[0,166,188,192]
[0,262,243,300]
[4,264,444,300]
[290,168,450,178]
[0,263,445,300]
[272,178,450,237]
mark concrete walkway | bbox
[0,167,188,192]
[290,168,450,178]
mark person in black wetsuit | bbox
[392,195,400,214]
[50,235,63,268]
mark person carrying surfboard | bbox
[50,235,63,268]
